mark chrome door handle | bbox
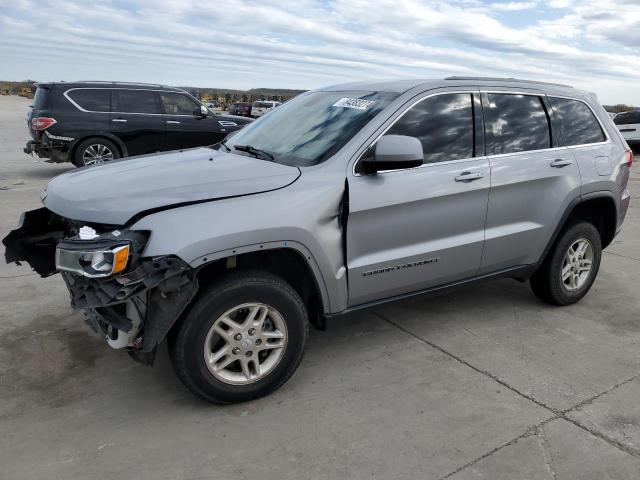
[550,159,573,168]
[455,171,484,182]
[111,118,127,123]
[166,120,181,124]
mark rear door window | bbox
[112,89,161,114]
[67,89,111,112]
[160,92,200,115]
[486,93,551,155]
[550,97,605,146]
[384,93,475,164]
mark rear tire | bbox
[169,271,309,404]
[530,221,602,306]
[72,137,120,167]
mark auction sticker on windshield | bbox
[332,98,375,110]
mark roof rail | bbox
[74,81,170,88]
[444,76,573,88]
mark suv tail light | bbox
[31,117,57,131]
[626,149,634,167]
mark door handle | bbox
[550,159,573,168]
[455,171,484,182]
[111,118,127,123]
[166,120,181,124]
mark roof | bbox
[319,76,580,96]
[34,81,185,92]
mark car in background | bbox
[613,110,640,152]
[251,100,282,118]
[24,82,253,167]
[227,102,253,117]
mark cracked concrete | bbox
[1,95,640,479]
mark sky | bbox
[0,0,639,105]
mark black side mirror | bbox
[194,105,208,117]
[359,135,424,174]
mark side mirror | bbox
[360,135,424,174]
[194,105,208,117]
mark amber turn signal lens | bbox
[112,245,130,274]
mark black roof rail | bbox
[444,76,573,88]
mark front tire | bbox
[169,271,309,404]
[72,137,120,167]
[530,221,602,306]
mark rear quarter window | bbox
[66,89,111,112]
[32,87,50,109]
[550,97,605,146]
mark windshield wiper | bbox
[233,144,275,162]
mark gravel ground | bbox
[1,95,640,479]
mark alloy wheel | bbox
[561,238,594,291]
[203,303,288,385]
[82,143,113,166]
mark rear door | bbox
[479,91,581,273]
[160,92,225,150]
[347,90,490,306]
[613,111,640,145]
[110,89,165,156]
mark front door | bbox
[160,92,226,150]
[347,91,490,306]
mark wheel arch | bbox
[538,191,618,265]
[193,243,330,325]
[69,133,128,161]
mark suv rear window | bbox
[385,93,474,163]
[112,89,160,114]
[67,89,111,112]
[550,97,605,146]
[32,87,50,109]
[254,102,273,108]
[614,111,640,125]
[486,94,551,155]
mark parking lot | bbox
[1,94,640,479]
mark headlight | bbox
[56,244,130,278]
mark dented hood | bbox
[43,148,300,225]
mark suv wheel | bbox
[530,221,602,306]
[73,137,120,167]
[169,271,309,404]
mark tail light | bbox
[31,117,57,130]
[626,149,634,167]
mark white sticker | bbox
[332,98,375,110]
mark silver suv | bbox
[4,77,632,404]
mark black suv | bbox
[25,82,253,167]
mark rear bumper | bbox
[24,132,72,163]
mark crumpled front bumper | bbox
[3,208,199,363]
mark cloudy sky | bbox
[0,0,638,104]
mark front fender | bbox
[130,181,349,313]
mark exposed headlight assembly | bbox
[56,243,130,278]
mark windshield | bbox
[223,90,399,166]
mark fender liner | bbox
[191,240,332,313]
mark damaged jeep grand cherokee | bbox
[4,78,631,404]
